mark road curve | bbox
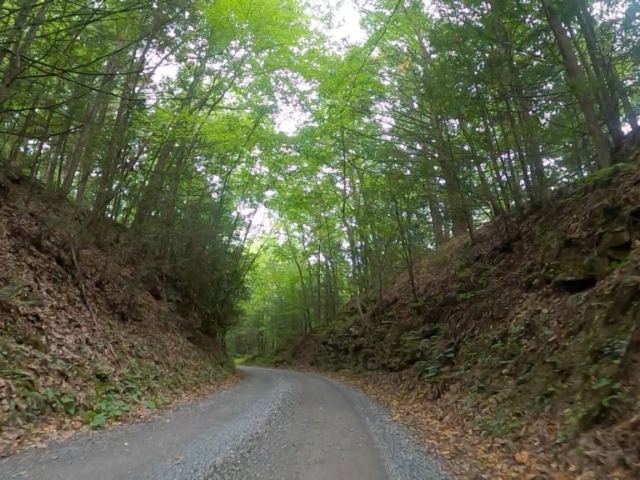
[0,367,449,480]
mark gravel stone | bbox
[0,368,449,480]
[323,377,450,480]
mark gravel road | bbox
[0,367,449,480]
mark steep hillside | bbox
[293,160,640,479]
[0,175,235,455]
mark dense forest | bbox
[0,0,326,340]
[226,0,640,355]
[2,0,640,476]
[0,0,638,356]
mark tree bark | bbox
[541,0,611,168]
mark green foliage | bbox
[0,284,22,302]
[0,336,231,430]
[90,413,108,429]
[416,362,441,381]
[230,0,640,351]
[0,0,328,340]
[1,0,638,397]
[233,354,254,366]
[473,413,524,438]
[0,283,38,308]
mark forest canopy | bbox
[0,0,638,349]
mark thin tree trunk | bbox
[541,0,611,168]
[574,0,627,146]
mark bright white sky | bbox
[308,0,367,45]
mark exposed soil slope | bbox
[0,175,235,455]
[293,160,640,479]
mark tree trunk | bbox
[541,0,611,168]
[574,0,626,148]
[458,118,504,215]
[425,178,446,246]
